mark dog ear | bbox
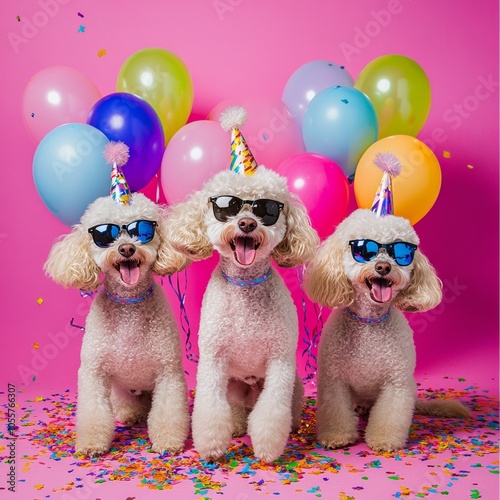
[163,191,213,261]
[271,193,320,268]
[44,225,101,291]
[394,250,443,312]
[303,233,355,308]
[153,206,193,275]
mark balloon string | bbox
[168,270,199,367]
[296,266,322,383]
[155,173,161,204]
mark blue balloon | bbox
[302,86,378,176]
[33,123,110,226]
[87,92,164,191]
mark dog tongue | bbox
[234,237,256,266]
[119,261,140,285]
[370,278,392,303]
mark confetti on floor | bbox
[0,379,498,499]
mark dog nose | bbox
[118,243,136,258]
[238,218,257,233]
[375,261,391,276]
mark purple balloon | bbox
[87,92,164,191]
[282,61,354,128]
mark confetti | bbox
[37,297,44,305]
[97,48,107,57]
[33,343,40,350]
[78,12,84,17]
[0,381,496,498]
[78,25,85,32]
[467,164,474,169]
[443,151,451,158]
[341,99,349,104]
[16,15,21,22]
[31,113,35,118]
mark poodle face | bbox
[204,172,288,268]
[305,209,442,312]
[83,196,162,288]
[340,210,419,306]
[45,193,190,291]
[165,167,319,268]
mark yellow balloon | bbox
[117,48,194,144]
[355,55,431,139]
[354,135,441,225]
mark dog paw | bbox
[115,409,147,426]
[150,442,184,456]
[75,443,110,457]
[318,432,358,450]
[366,436,406,453]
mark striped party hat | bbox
[219,106,258,176]
[103,141,132,205]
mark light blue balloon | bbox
[302,86,378,176]
[33,123,111,226]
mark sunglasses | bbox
[349,239,417,267]
[209,196,284,226]
[88,220,157,248]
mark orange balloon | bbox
[354,135,441,225]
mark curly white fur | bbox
[165,167,319,462]
[44,193,191,457]
[304,209,470,452]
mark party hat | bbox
[103,141,132,205]
[219,106,258,176]
[370,152,402,216]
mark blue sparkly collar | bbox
[105,283,155,304]
[345,307,391,324]
[221,268,272,288]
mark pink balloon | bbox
[276,153,349,240]
[22,66,101,143]
[208,99,304,170]
[240,99,305,170]
[161,120,230,205]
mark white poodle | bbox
[304,209,470,452]
[44,193,191,457]
[165,166,319,462]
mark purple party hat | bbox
[370,152,402,216]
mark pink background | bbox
[0,0,498,393]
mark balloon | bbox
[116,48,194,144]
[161,120,229,205]
[282,60,354,128]
[302,86,378,177]
[87,92,164,192]
[355,54,431,139]
[244,99,306,169]
[22,66,101,143]
[33,124,110,226]
[276,153,349,240]
[354,135,441,224]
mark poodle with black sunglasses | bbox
[44,191,191,457]
[165,162,319,462]
[304,209,470,452]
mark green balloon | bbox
[355,54,431,139]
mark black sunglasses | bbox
[209,196,284,226]
[349,239,418,267]
[88,220,157,248]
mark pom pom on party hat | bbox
[219,106,258,176]
[103,141,132,205]
[370,152,402,216]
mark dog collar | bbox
[221,268,272,288]
[345,307,391,324]
[105,282,155,304]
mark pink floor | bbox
[1,374,498,500]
